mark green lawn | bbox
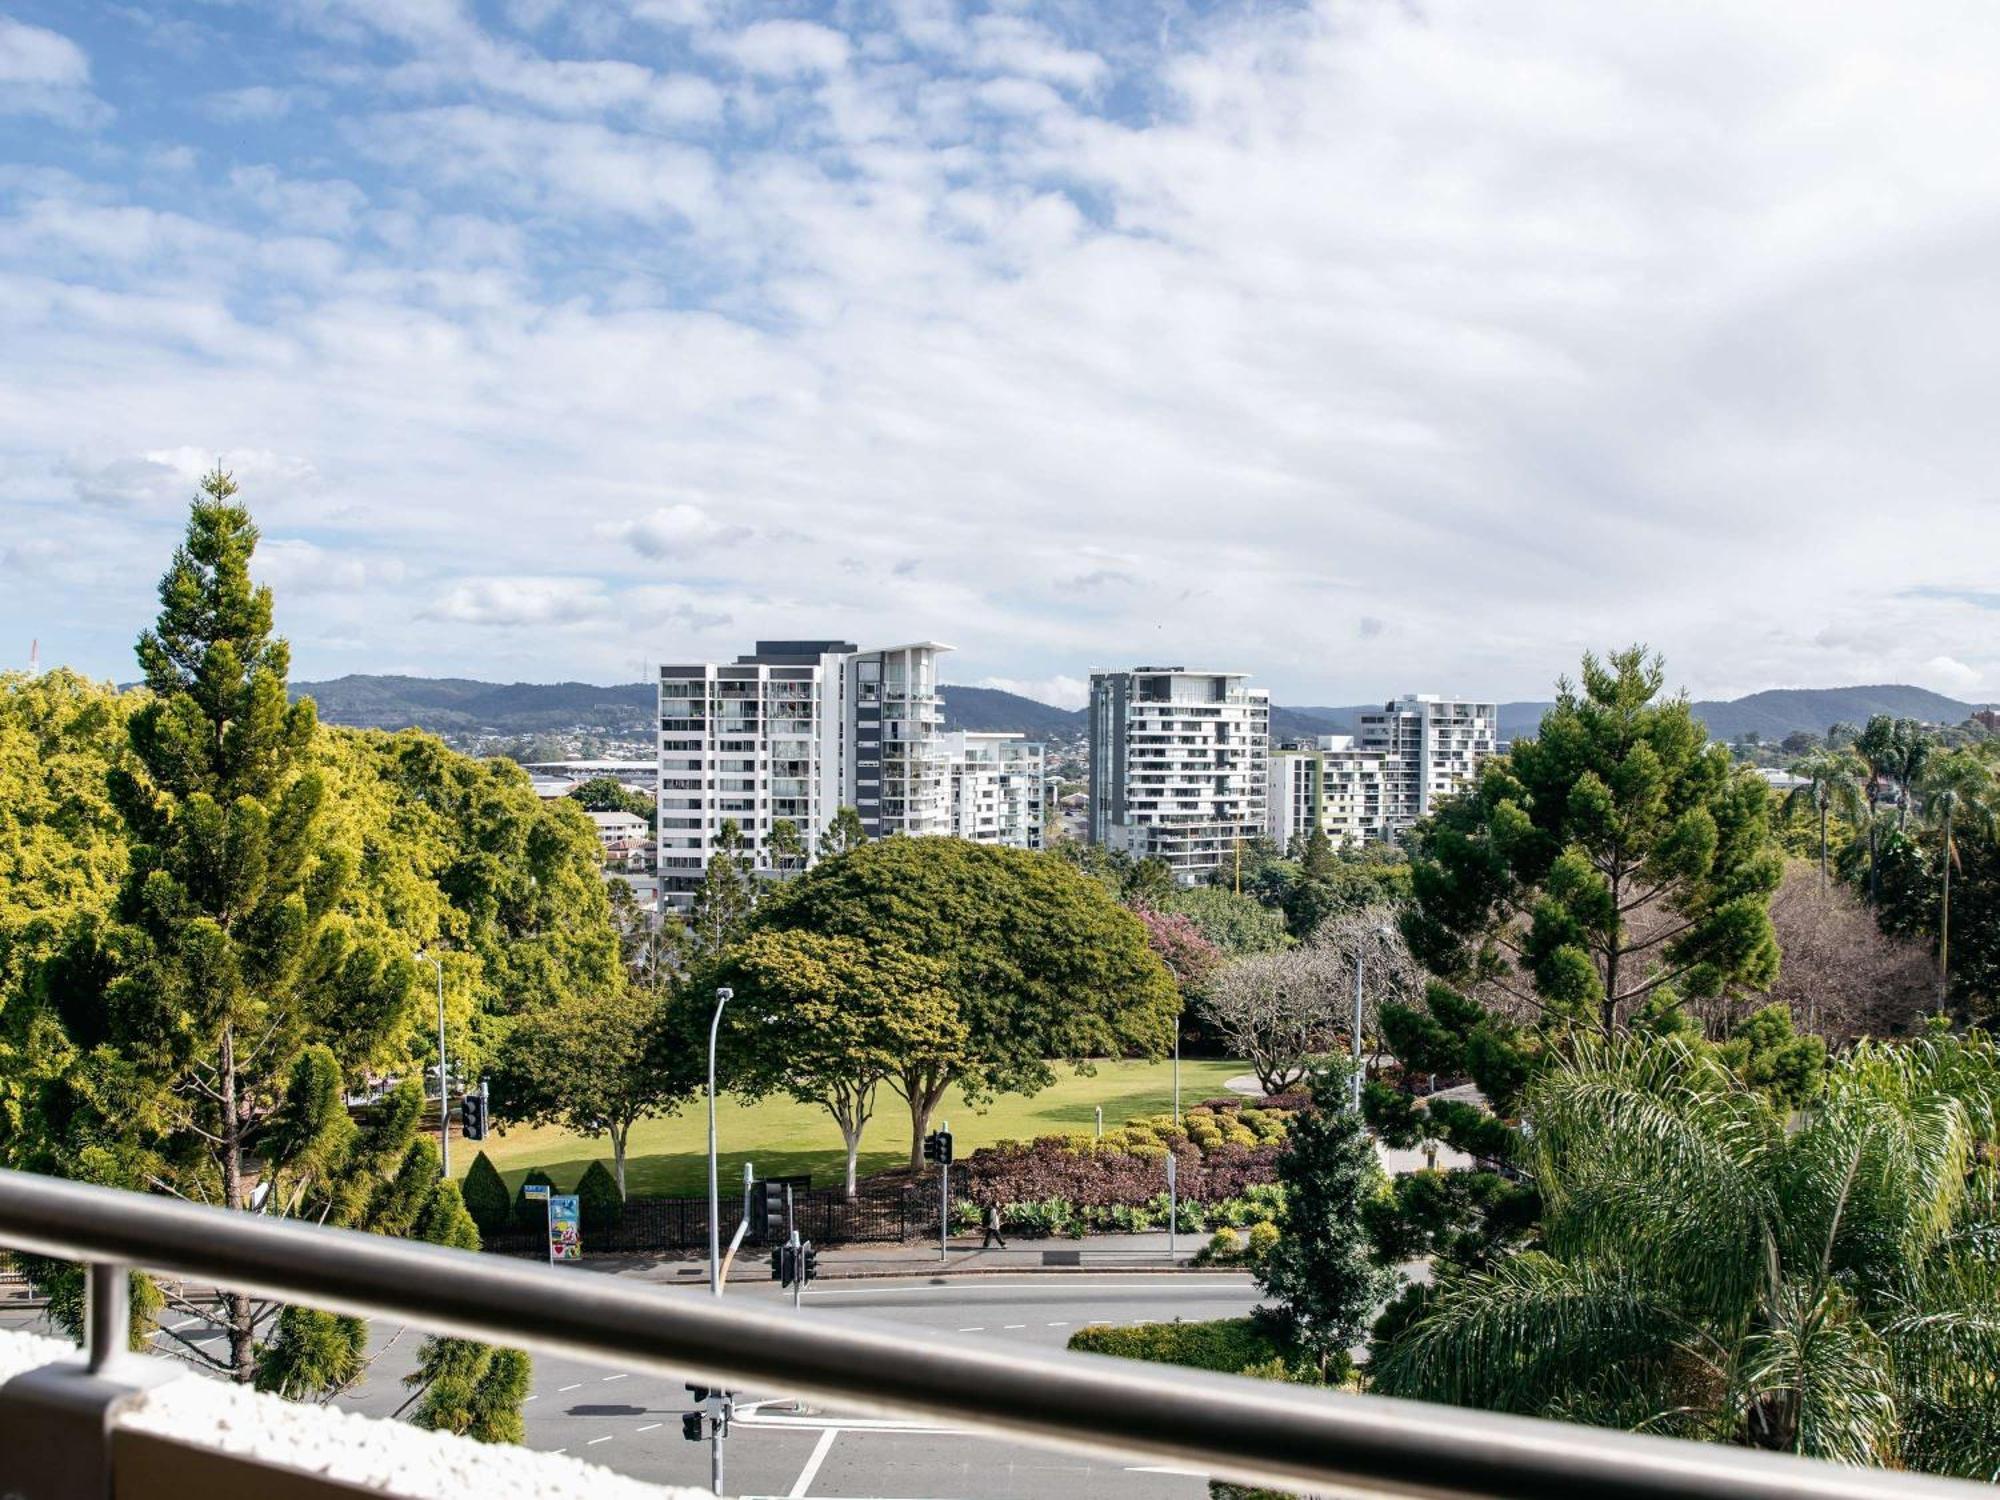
[457,1058,1247,1197]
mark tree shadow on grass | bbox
[503,1147,911,1199]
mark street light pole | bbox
[1173,1002,1182,1126]
[416,951,447,1177]
[707,986,734,1297]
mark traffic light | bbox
[686,1382,712,1404]
[802,1243,819,1283]
[681,1412,703,1442]
[921,1132,939,1165]
[752,1180,787,1241]
[460,1090,487,1142]
[930,1130,953,1166]
[768,1247,790,1285]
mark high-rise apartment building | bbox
[658,640,1039,911]
[941,731,1045,849]
[1266,735,1395,849]
[1357,694,1497,825]
[1088,667,1269,883]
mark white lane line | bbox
[587,1435,613,1446]
[738,1414,958,1434]
[1046,1321,1068,1327]
[1002,1324,1026,1329]
[788,1426,839,1498]
[956,1326,984,1332]
[601,1373,628,1382]
[558,1383,583,1392]
[636,1423,661,1433]
[524,1395,539,1402]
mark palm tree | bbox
[1919,750,2000,1011]
[1784,750,1868,894]
[1879,718,1934,831]
[1371,1032,2000,1475]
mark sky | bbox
[3,0,1999,710]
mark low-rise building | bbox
[1266,734,1396,849]
[942,731,1045,849]
[1357,694,1496,825]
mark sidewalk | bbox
[596,1231,1216,1286]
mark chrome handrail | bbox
[0,1167,1982,1500]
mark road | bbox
[4,1271,1262,1499]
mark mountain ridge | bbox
[290,674,1991,747]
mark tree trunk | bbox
[1868,817,1880,907]
[1818,797,1830,893]
[609,1120,628,1200]
[842,1126,861,1200]
[219,1023,256,1384]
[903,1071,951,1172]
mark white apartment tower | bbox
[941,732,1045,850]
[1266,735,1395,850]
[657,640,1041,911]
[1357,694,1497,825]
[1088,668,1270,883]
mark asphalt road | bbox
[4,1272,1263,1499]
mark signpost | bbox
[549,1194,581,1263]
[1166,1152,1178,1264]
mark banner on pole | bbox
[549,1194,582,1261]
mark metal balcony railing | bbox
[0,1167,1987,1500]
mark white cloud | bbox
[256,538,407,594]
[0,17,107,126]
[604,503,749,558]
[707,20,850,78]
[422,576,612,627]
[1920,655,1983,694]
[202,86,295,122]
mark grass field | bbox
[456,1058,1247,1197]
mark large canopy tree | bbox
[714,929,963,1195]
[1404,648,1782,1038]
[749,837,1178,1168]
[1372,1029,2000,1478]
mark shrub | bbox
[461,1152,512,1240]
[575,1160,623,1239]
[1067,1317,1282,1374]
[512,1169,557,1234]
[1203,1227,1242,1263]
[1245,1221,1280,1262]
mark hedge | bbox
[1066,1317,1284,1375]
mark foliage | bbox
[1759,860,1935,1040]
[1369,1030,2000,1476]
[713,928,963,1195]
[460,1150,512,1240]
[1067,1317,1303,1378]
[1257,1062,1390,1374]
[574,1159,624,1238]
[1167,886,1294,956]
[751,837,1178,1167]
[1404,647,1782,1038]
[1920,748,1999,1012]
[488,981,688,1196]
[512,1168,557,1234]
[687,818,757,964]
[1132,904,1224,995]
[566,776,653,824]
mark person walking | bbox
[980,1204,1008,1249]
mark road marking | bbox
[587,1435,614,1446]
[956,1326,984,1332]
[1046,1321,1068,1327]
[601,1373,628,1382]
[524,1394,539,1402]
[1126,1465,1208,1477]
[558,1383,583,1392]
[738,1414,958,1435]
[636,1423,661,1433]
[788,1426,838,1497]
[1002,1324,1026,1329]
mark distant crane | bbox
[26,639,39,676]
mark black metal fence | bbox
[482,1179,939,1257]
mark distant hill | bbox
[1293,686,1988,746]
[935,685,1082,738]
[293,675,655,735]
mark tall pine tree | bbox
[96,469,410,1380]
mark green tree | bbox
[1167,886,1293,956]
[688,818,756,963]
[398,1175,529,1441]
[566,776,653,824]
[90,473,411,1381]
[715,929,964,1195]
[1920,749,2000,1011]
[769,817,808,876]
[818,805,866,859]
[753,838,1178,1168]
[1371,1031,2000,1476]
[1257,1060,1389,1377]
[488,982,690,1197]
[575,1159,624,1238]
[1785,749,1868,894]
[1404,648,1782,1038]
[460,1150,512,1240]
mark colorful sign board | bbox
[549,1194,582,1262]
[523,1183,550,1200]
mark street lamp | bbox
[416,949,447,1177]
[707,986,734,1297]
